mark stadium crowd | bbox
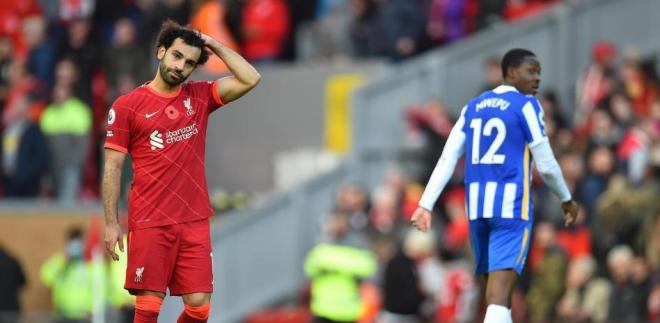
[0,0,563,205]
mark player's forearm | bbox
[206,40,261,87]
[530,141,572,202]
[419,151,461,210]
[102,162,122,225]
[419,126,466,210]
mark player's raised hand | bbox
[410,206,432,232]
[104,222,124,261]
[561,200,579,227]
[199,32,217,48]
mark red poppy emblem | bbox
[165,105,179,120]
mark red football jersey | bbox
[105,80,224,230]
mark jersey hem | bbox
[128,213,212,231]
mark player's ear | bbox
[506,66,518,81]
[157,46,166,60]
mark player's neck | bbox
[502,81,519,91]
[149,73,181,95]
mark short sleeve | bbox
[190,80,225,114]
[519,98,548,147]
[104,102,132,154]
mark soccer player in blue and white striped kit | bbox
[411,48,579,323]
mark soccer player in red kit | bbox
[102,20,260,323]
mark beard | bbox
[159,62,186,86]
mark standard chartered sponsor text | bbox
[166,122,199,144]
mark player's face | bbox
[513,56,541,95]
[157,38,201,86]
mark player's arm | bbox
[102,148,127,261]
[200,34,261,104]
[529,141,578,225]
[411,107,467,232]
[522,100,579,226]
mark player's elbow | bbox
[245,71,261,89]
[537,164,560,181]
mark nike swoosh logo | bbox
[145,111,159,118]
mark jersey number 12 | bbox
[470,118,506,164]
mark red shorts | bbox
[125,218,213,296]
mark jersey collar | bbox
[492,85,519,94]
[143,81,183,98]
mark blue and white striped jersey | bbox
[461,85,547,221]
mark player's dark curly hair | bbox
[501,48,536,78]
[155,19,209,66]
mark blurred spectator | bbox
[652,99,660,121]
[40,227,94,322]
[556,256,610,323]
[619,57,658,119]
[2,59,47,125]
[1,94,49,197]
[441,188,469,252]
[59,18,97,105]
[596,174,658,253]
[539,91,569,132]
[304,210,377,323]
[526,222,568,323]
[646,214,660,272]
[241,0,291,63]
[426,0,474,46]
[535,151,583,226]
[539,91,573,153]
[503,0,559,22]
[335,183,370,232]
[369,185,401,236]
[297,0,352,62]
[401,183,423,221]
[40,81,92,204]
[617,119,660,185]
[650,284,660,322]
[606,92,635,131]
[475,0,505,29]
[138,0,192,49]
[0,243,26,322]
[0,37,12,109]
[378,0,428,62]
[575,41,617,126]
[225,0,246,46]
[58,0,95,22]
[91,0,138,41]
[349,0,382,58]
[190,0,241,74]
[102,17,150,100]
[579,146,613,218]
[404,98,453,183]
[23,15,57,88]
[584,109,621,152]
[0,0,43,59]
[432,249,478,323]
[606,245,646,323]
[379,229,427,323]
[316,0,348,18]
[53,57,78,88]
[631,256,653,319]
